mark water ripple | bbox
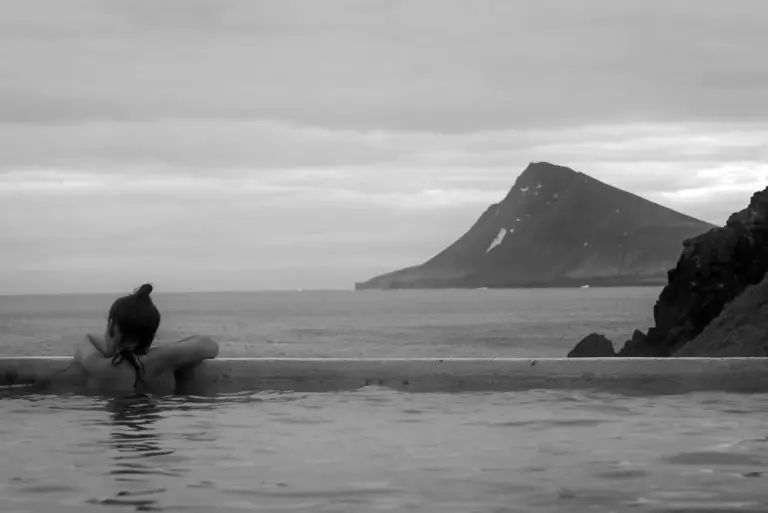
[1,389,768,512]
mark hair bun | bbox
[134,283,154,299]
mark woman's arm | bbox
[73,334,118,367]
[73,336,117,375]
[74,336,101,364]
[144,335,219,374]
[86,333,116,358]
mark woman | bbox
[75,284,219,393]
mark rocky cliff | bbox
[356,162,715,290]
[618,186,768,356]
[674,274,768,357]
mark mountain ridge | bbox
[356,162,717,290]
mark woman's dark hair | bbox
[109,283,161,388]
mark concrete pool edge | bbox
[2,357,768,395]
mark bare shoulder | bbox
[144,335,220,374]
[78,353,136,392]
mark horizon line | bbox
[0,287,355,297]
[0,285,667,298]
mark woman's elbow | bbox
[192,335,219,359]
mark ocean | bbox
[0,287,660,358]
[6,287,768,512]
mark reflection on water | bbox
[94,395,178,510]
[108,396,165,458]
[1,388,768,512]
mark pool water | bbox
[1,388,768,512]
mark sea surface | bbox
[0,287,660,358]
[6,287,768,512]
[2,389,768,512]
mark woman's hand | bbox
[83,333,116,358]
[74,336,103,364]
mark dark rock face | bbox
[567,333,616,358]
[675,273,768,357]
[355,162,714,290]
[617,187,768,356]
[617,329,655,356]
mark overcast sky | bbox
[2,0,768,294]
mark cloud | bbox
[1,120,767,205]
[0,168,482,293]
[2,0,768,130]
[2,121,767,232]
[2,0,768,293]
[2,118,767,169]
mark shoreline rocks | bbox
[569,185,768,357]
[617,330,653,356]
[567,333,616,358]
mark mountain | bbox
[355,162,716,290]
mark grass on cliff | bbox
[676,275,768,357]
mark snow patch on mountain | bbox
[487,228,511,252]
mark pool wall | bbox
[1,357,768,395]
